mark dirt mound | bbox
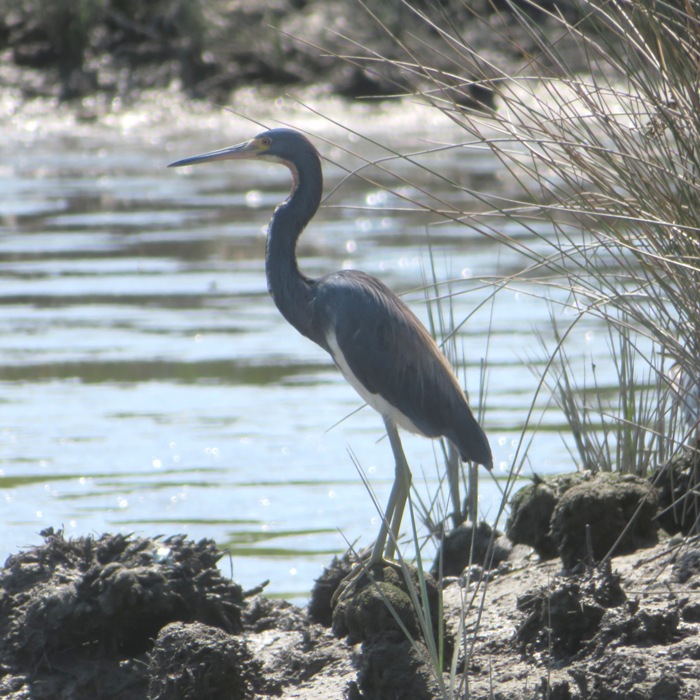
[0,528,245,699]
[507,471,659,568]
[330,560,448,700]
[506,471,589,559]
[0,529,355,700]
[148,622,261,700]
[307,548,357,627]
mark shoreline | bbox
[1,524,697,699]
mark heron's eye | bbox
[261,137,271,147]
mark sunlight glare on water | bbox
[0,92,599,600]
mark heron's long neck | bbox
[265,154,323,345]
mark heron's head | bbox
[168,128,318,170]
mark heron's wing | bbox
[313,270,491,467]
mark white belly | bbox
[326,333,422,434]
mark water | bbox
[0,92,602,600]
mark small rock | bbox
[431,520,511,578]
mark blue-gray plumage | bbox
[169,128,492,563]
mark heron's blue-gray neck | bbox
[265,150,323,345]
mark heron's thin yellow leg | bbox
[447,441,463,528]
[381,418,412,561]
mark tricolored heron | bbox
[169,128,492,564]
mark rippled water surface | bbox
[0,94,605,600]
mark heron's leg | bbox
[382,418,412,560]
[447,441,463,528]
[370,483,397,564]
[370,456,399,562]
[369,418,412,563]
[334,420,410,604]
[467,463,479,523]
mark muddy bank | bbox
[1,512,698,698]
[0,0,585,105]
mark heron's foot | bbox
[330,556,372,607]
[331,557,403,607]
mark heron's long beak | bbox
[168,138,261,168]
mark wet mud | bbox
[1,467,699,700]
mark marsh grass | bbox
[541,310,675,475]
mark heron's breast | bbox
[324,331,422,434]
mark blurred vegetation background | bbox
[0,0,583,102]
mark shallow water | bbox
[0,93,608,600]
